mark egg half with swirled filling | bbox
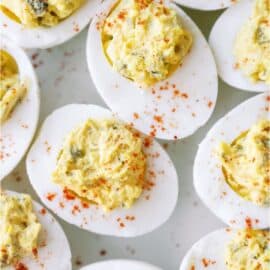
[0,0,102,49]
[26,104,178,237]
[87,0,218,140]
[209,0,270,92]
[194,93,270,229]
[0,190,71,270]
[179,228,270,270]
[0,36,39,181]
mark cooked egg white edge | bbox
[0,0,102,49]
[194,93,270,229]
[3,190,72,270]
[26,104,179,237]
[80,260,163,270]
[0,36,40,181]
[179,228,235,270]
[209,0,269,92]
[87,0,218,140]
[173,0,235,11]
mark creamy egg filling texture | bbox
[102,0,193,86]
[0,50,27,124]
[0,0,85,28]
[234,0,270,84]
[219,120,270,206]
[226,229,270,270]
[0,192,41,267]
[52,119,146,212]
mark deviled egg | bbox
[209,0,270,92]
[87,0,218,140]
[0,190,71,270]
[26,104,178,237]
[0,36,39,180]
[0,0,102,49]
[179,228,270,270]
[80,260,162,270]
[173,0,237,11]
[194,93,270,229]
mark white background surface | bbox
[2,6,255,270]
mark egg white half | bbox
[173,0,237,11]
[80,260,163,270]
[86,0,218,140]
[3,190,72,270]
[179,228,238,270]
[0,0,102,49]
[26,104,179,237]
[209,0,269,92]
[0,36,40,181]
[194,93,270,229]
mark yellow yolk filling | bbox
[0,0,85,28]
[234,0,270,84]
[0,50,27,124]
[0,192,41,267]
[102,0,192,86]
[52,119,146,212]
[226,229,270,270]
[219,120,270,206]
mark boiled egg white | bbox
[179,228,254,270]
[26,104,179,237]
[173,0,237,11]
[80,260,162,270]
[86,0,218,140]
[194,93,270,229]
[0,36,40,181]
[0,0,102,49]
[2,190,72,270]
[209,0,269,92]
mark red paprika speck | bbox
[153,115,163,123]
[119,222,125,228]
[32,248,38,257]
[208,101,213,108]
[72,205,80,215]
[117,10,127,20]
[46,193,56,201]
[59,202,65,208]
[133,112,139,119]
[245,217,252,229]
[15,262,28,270]
[202,258,209,267]
[143,137,152,148]
[40,208,46,215]
[81,201,89,208]
[181,93,188,99]
[174,90,180,96]
[63,187,76,200]
[266,96,270,102]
